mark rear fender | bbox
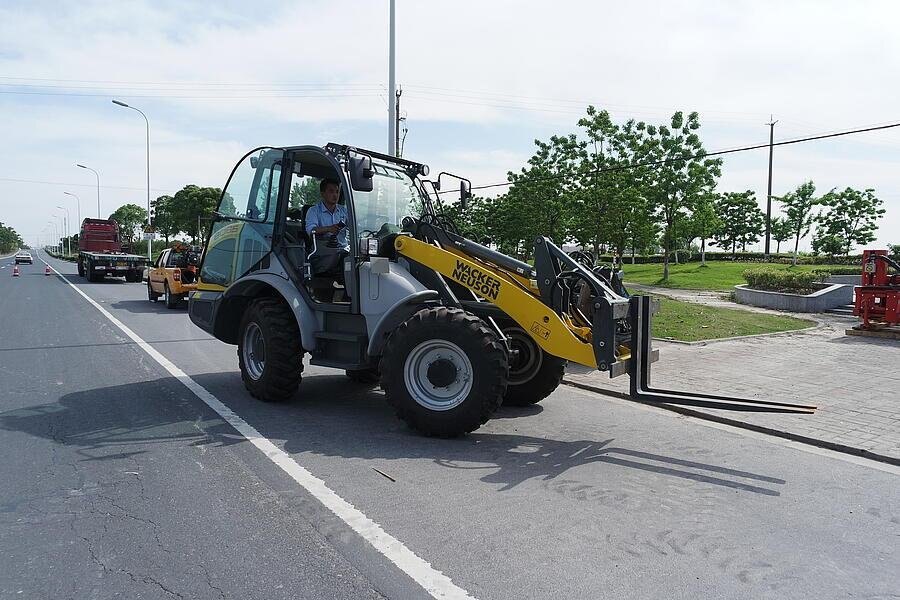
[215,273,317,350]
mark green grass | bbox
[621,260,848,291]
[652,296,814,342]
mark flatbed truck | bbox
[77,218,149,282]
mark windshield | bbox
[351,162,425,235]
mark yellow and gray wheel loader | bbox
[189,145,814,437]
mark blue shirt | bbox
[305,201,349,249]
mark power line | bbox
[0,177,175,194]
[0,75,382,87]
[0,90,383,100]
[456,121,900,194]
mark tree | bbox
[151,195,179,245]
[811,234,845,256]
[691,194,722,266]
[638,111,721,279]
[770,216,792,254]
[108,204,148,244]
[0,222,24,253]
[714,191,764,257]
[814,187,885,255]
[779,181,819,265]
[171,185,223,244]
[441,195,494,244]
[290,178,321,210]
[503,135,581,258]
[572,107,656,265]
[626,197,660,262]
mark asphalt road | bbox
[1,250,898,600]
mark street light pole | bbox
[64,191,81,232]
[52,218,62,254]
[76,164,101,218]
[387,0,396,156]
[57,206,70,256]
[112,100,152,260]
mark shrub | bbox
[742,268,830,293]
[821,266,861,275]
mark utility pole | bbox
[395,86,403,156]
[764,116,778,257]
[387,0,397,156]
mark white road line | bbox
[39,253,476,600]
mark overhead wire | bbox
[443,121,900,194]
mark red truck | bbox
[77,218,149,282]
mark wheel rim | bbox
[404,339,473,411]
[504,327,543,385]
[164,285,170,302]
[242,322,266,381]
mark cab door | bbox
[150,249,169,292]
[191,148,284,332]
[198,148,283,289]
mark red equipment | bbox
[853,249,900,329]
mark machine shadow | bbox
[198,371,786,496]
[0,375,785,497]
[0,380,246,463]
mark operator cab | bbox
[193,144,443,350]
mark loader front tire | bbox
[237,297,304,402]
[501,326,566,406]
[380,307,508,437]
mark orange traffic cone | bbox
[12,265,19,277]
[45,265,52,276]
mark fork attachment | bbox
[628,295,816,414]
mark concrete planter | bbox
[734,283,854,313]
[824,275,860,285]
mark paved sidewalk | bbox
[565,314,900,462]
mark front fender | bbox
[366,290,440,357]
[216,273,318,351]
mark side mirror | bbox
[460,180,472,210]
[349,154,374,192]
[249,156,259,169]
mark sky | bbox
[1,0,898,252]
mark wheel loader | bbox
[188,145,814,437]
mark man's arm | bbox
[304,206,318,237]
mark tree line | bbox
[446,107,886,276]
[55,185,223,253]
[0,222,24,254]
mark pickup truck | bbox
[77,218,149,282]
[147,244,202,308]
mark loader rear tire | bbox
[501,326,566,406]
[380,307,508,437]
[237,297,304,402]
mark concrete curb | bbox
[561,379,900,467]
